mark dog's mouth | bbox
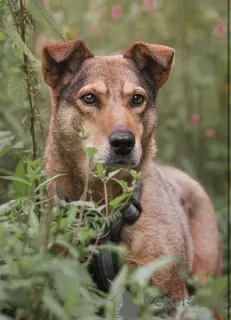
[103,155,139,168]
[92,143,141,168]
[106,162,133,169]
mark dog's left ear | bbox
[42,40,93,89]
[124,41,174,90]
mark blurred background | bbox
[0,0,228,270]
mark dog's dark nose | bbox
[109,130,135,156]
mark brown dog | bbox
[42,40,223,313]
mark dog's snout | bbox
[109,130,135,156]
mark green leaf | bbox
[4,37,16,56]
[0,31,5,41]
[30,0,66,41]
[196,275,228,313]
[0,134,14,156]
[106,265,128,316]
[0,314,14,320]
[69,200,96,208]
[13,160,30,197]
[8,73,27,108]
[0,131,12,139]
[131,256,178,287]
[111,265,129,294]
[12,141,24,149]
[0,135,14,148]
[111,178,128,191]
[8,277,44,290]
[55,235,79,259]
[0,199,20,215]
[108,169,122,179]
[0,176,30,186]
[5,21,35,62]
[109,192,130,208]
[34,173,67,192]
[84,147,97,160]
[0,145,10,157]
[4,289,30,309]
[42,288,68,319]
[129,170,138,179]
[96,163,105,178]
[29,210,40,238]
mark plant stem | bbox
[22,181,35,254]
[43,201,52,250]
[103,180,109,217]
[73,161,90,244]
[19,0,37,160]
[15,309,22,320]
[86,222,106,264]
[87,178,109,263]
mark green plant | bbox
[0,159,228,319]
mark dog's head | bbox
[42,40,174,168]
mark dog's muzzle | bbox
[93,130,140,167]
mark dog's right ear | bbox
[124,41,174,91]
[42,40,93,89]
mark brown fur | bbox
[42,40,223,316]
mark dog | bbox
[42,40,223,316]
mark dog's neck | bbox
[50,157,136,203]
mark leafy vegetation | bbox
[0,0,228,319]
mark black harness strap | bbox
[56,183,143,293]
[88,183,143,292]
[88,231,117,292]
[110,183,143,242]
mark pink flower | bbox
[112,4,122,20]
[205,129,216,139]
[215,23,226,38]
[190,114,200,127]
[43,0,50,5]
[143,0,155,11]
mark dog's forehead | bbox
[78,55,142,86]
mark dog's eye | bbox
[131,94,144,106]
[81,93,97,105]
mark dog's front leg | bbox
[122,227,188,316]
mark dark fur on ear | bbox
[42,40,93,89]
[124,41,174,90]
